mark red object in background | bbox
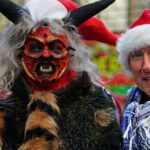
[110,74,135,86]
[95,51,106,58]
[112,93,124,123]
[101,73,135,86]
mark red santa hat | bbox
[117,9,150,71]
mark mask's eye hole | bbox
[24,38,44,53]
[29,43,43,53]
[48,41,64,54]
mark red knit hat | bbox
[117,9,150,71]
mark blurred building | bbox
[76,0,150,33]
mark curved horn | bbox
[0,0,29,24]
[69,0,115,27]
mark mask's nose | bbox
[41,46,51,58]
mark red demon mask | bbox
[21,26,71,85]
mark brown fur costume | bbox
[0,72,122,150]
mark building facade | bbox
[76,0,149,32]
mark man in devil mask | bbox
[0,0,121,149]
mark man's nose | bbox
[142,55,150,72]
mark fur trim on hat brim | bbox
[117,24,150,72]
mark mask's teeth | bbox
[40,66,52,73]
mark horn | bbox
[0,0,29,24]
[69,0,115,27]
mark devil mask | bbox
[20,25,70,82]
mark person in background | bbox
[117,9,150,150]
[25,0,118,46]
[0,0,122,149]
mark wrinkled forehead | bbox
[26,26,68,46]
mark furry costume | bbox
[2,72,121,150]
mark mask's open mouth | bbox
[36,61,56,75]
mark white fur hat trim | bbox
[117,24,150,71]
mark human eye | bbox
[131,50,143,60]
